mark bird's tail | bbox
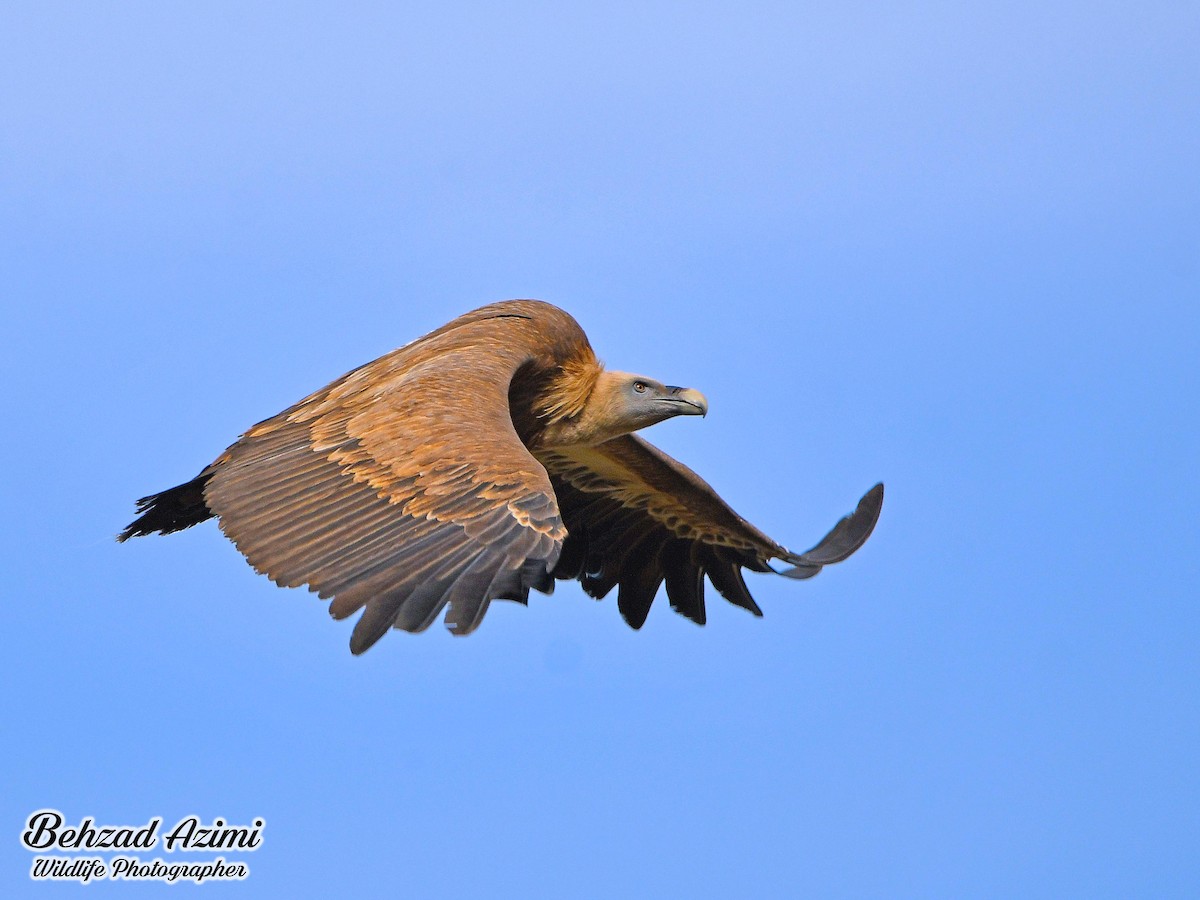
[118,471,214,542]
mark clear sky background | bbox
[3,3,1197,897]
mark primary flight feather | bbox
[121,299,882,653]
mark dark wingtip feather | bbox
[615,547,665,629]
[664,542,706,625]
[779,482,883,578]
[705,554,764,616]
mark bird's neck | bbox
[520,368,637,450]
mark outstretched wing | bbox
[538,435,882,628]
[203,314,566,653]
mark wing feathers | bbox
[543,437,881,628]
[442,551,509,635]
[779,483,884,578]
[704,549,763,617]
[199,312,574,651]
[663,540,706,625]
[616,554,665,630]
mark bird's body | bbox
[122,299,882,653]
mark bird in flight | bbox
[121,300,883,653]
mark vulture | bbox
[121,300,882,653]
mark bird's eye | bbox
[633,381,647,393]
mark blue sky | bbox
[3,2,1197,897]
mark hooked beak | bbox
[661,386,708,417]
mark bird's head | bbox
[534,364,709,449]
[590,370,708,434]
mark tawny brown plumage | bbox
[121,299,883,653]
